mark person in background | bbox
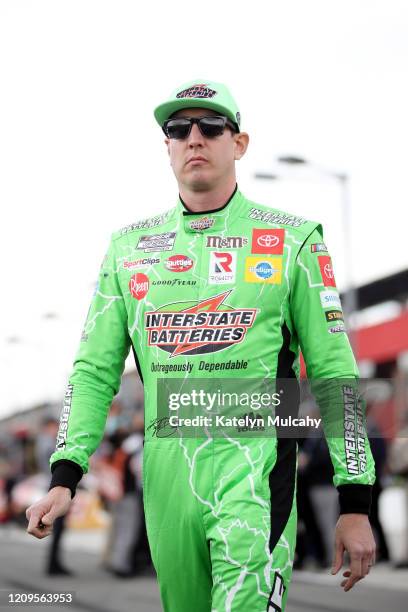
[295,436,329,569]
[366,404,390,563]
[102,405,145,577]
[298,429,338,569]
[35,417,73,576]
[127,413,152,574]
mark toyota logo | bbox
[257,234,280,248]
[324,264,333,279]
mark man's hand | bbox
[26,486,72,539]
[331,513,376,591]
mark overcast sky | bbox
[1,0,407,418]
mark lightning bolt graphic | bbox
[168,290,233,357]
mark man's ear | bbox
[164,138,170,156]
[234,132,249,160]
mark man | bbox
[26,79,376,611]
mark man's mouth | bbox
[186,156,208,165]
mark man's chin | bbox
[185,176,214,192]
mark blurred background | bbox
[1,1,407,610]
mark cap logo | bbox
[176,84,217,99]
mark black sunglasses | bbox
[162,115,238,140]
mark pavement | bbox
[1,524,408,611]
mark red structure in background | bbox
[300,308,408,375]
[356,310,408,363]
[299,268,408,440]
[300,306,408,440]
[300,269,408,377]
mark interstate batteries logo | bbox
[248,208,306,227]
[144,290,258,358]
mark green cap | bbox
[154,79,241,131]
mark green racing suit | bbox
[50,186,375,612]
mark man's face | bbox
[164,108,248,192]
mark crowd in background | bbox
[0,400,151,578]
[1,394,407,577]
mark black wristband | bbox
[337,484,373,515]
[49,460,83,499]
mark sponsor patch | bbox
[318,255,336,287]
[120,212,171,235]
[123,257,160,270]
[311,243,327,253]
[176,84,217,99]
[343,385,367,475]
[189,217,215,231]
[328,323,346,334]
[248,207,306,227]
[144,291,258,357]
[325,310,344,322]
[206,235,248,249]
[152,279,196,286]
[136,232,176,253]
[245,256,282,284]
[56,385,74,450]
[129,273,149,300]
[209,252,237,285]
[251,229,285,254]
[320,290,342,309]
[165,255,193,272]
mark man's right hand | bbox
[26,486,72,539]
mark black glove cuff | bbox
[49,460,83,499]
[337,484,373,515]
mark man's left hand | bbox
[331,513,376,591]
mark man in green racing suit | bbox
[26,79,376,612]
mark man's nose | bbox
[187,122,205,146]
